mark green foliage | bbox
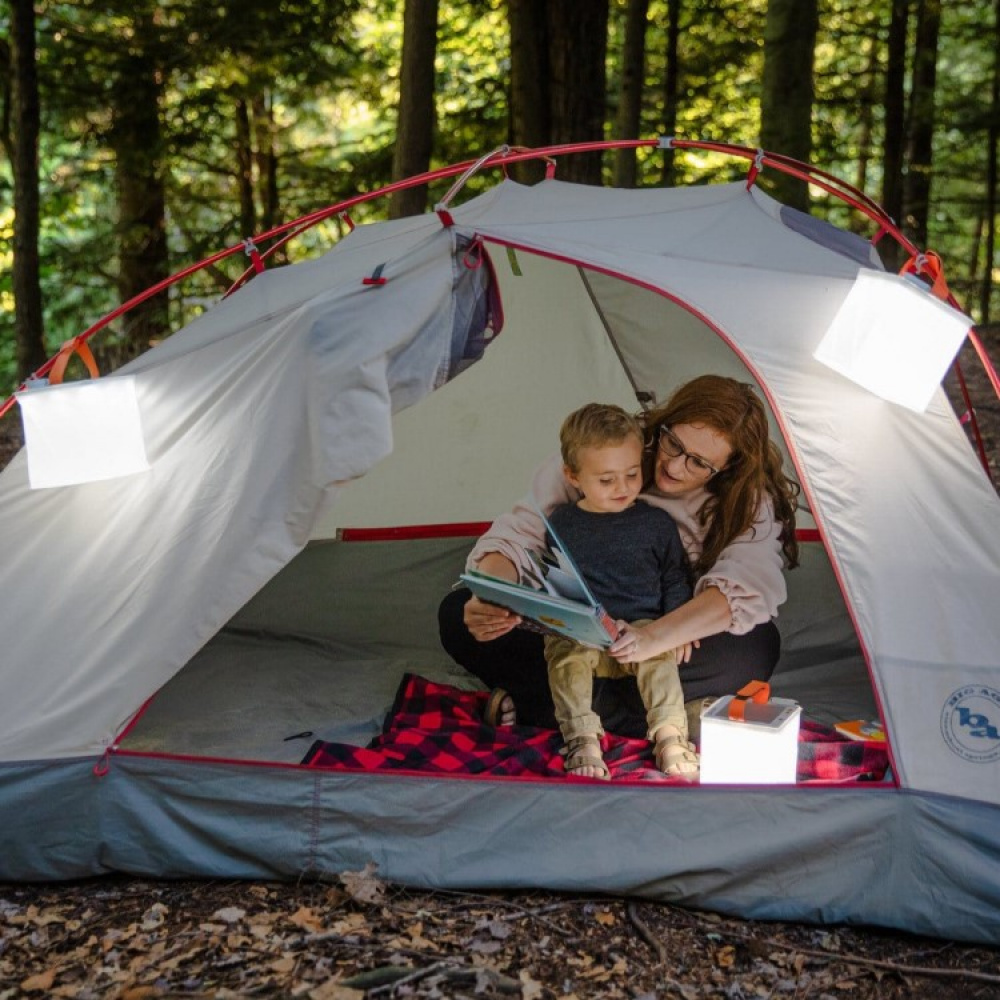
[2,0,998,397]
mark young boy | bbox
[545,403,698,780]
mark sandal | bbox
[483,688,516,727]
[654,731,700,779]
[563,735,610,780]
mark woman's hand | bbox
[674,640,699,664]
[609,623,702,664]
[464,595,521,642]
[609,622,648,663]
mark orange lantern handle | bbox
[727,680,771,722]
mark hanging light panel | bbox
[813,268,972,413]
[16,376,150,489]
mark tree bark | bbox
[660,0,681,187]
[252,92,279,234]
[9,0,46,381]
[546,0,609,185]
[881,0,910,270]
[759,0,819,211]
[110,12,170,357]
[612,0,650,188]
[235,99,257,238]
[507,0,550,183]
[980,0,1000,323]
[389,0,439,219]
[902,0,941,250]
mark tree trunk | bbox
[389,0,439,219]
[979,0,1000,324]
[507,0,550,183]
[759,0,819,211]
[110,15,169,358]
[9,0,46,381]
[235,98,257,238]
[854,38,879,200]
[881,0,909,270]
[612,0,650,188]
[546,0,609,185]
[252,92,279,234]
[660,0,681,187]
[902,0,941,250]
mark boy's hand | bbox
[610,622,644,662]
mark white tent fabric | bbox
[2,176,1000,942]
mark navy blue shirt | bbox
[547,500,692,622]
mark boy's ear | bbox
[562,464,580,490]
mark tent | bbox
[2,141,1000,945]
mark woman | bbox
[437,375,800,739]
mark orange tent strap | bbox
[49,340,99,385]
[899,250,951,302]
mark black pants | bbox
[438,587,781,739]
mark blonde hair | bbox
[641,375,800,573]
[560,403,643,472]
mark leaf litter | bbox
[1,871,999,999]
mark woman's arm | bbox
[610,586,732,664]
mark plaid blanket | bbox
[302,673,889,784]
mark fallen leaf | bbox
[308,980,364,1000]
[520,970,544,1000]
[212,906,246,924]
[717,945,736,968]
[140,903,168,930]
[594,910,616,926]
[20,969,56,993]
[330,913,367,934]
[30,908,66,927]
[339,863,386,905]
[288,906,325,932]
[270,955,297,974]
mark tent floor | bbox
[123,536,878,764]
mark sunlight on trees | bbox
[1,0,997,393]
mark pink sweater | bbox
[467,454,787,635]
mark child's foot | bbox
[484,688,517,727]
[653,724,700,779]
[563,734,610,780]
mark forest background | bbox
[2,0,1000,401]
[2,4,1000,995]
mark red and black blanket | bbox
[302,673,889,784]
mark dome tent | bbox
[2,142,999,945]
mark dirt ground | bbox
[1,330,999,999]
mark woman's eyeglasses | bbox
[657,426,721,478]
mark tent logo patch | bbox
[941,687,1000,763]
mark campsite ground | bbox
[1,327,999,998]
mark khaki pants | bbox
[544,620,685,743]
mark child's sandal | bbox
[654,733,700,779]
[563,735,610,780]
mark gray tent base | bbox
[8,536,998,945]
[4,755,1000,945]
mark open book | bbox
[459,511,620,649]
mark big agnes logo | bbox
[940,686,1000,763]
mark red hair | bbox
[641,375,799,574]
